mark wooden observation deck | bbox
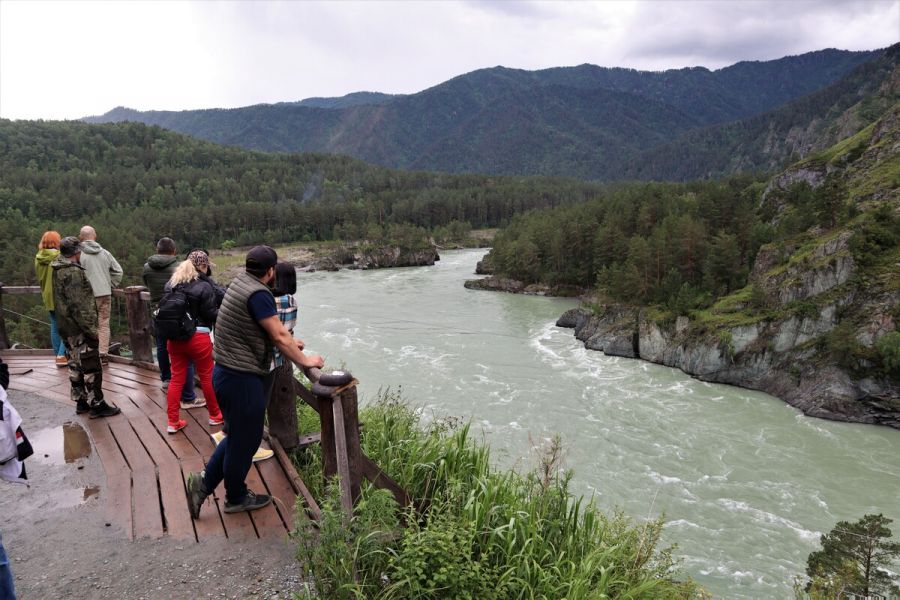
[0,284,409,545]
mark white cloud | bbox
[1,0,897,120]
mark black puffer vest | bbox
[213,272,273,375]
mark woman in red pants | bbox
[164,250,224,433]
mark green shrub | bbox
[293,390,703,599]
[875,331,900,377]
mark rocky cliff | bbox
[558,298,899,428]
[554,107,900,428]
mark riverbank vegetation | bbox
[291,390,704,599]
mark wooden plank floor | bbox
[1,350,300,543]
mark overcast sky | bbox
[1,0,897,120]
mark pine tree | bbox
[805,514,900,597]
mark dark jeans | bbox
[203,365,265,504]
[0,531,15,600]
[153,320,195,402]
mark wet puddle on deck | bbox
[31,421,92,465]
[30,422,99,508]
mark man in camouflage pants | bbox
[52,237,121,418]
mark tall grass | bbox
[293,389,706,599]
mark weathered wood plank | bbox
[331,395,354,516]
[105,472,134,540]
[255,448,299,531]
[84,416,130,473]
[244,460,287,538]
[132,465,164,539]
[113,395,178,467]
[181,455,226,540]
[361,455,412,508]
[158,461,196,541]
[272,438,321,521]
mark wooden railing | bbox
[0,282,410,522]
[0,283,154,361]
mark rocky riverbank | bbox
[556,305,899,429]
[467,227,899,428]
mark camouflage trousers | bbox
[63,333,104,408]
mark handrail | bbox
[0,283,152,358]
[0,285,151,302]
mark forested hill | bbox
[85,48,881,180]
[0,119,610,287]
[482,103,900,425]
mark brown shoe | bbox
[55,356,68,368]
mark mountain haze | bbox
[86,48,883,180]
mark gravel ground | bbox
[2,389,311,600]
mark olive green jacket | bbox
[34,248,60,310]
[51,255,99,339]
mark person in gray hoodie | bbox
[142,238,198,405]
[78,226,123,359]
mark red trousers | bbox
[166,332,222,425]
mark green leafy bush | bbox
[875,331,900,376]
[293,390,703,599]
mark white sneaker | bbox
[252,447,274,462]
[208,430,272,461]
[181,398,207,410]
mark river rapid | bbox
[294,248,900,599]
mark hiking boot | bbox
[180,398,207,410]
[186,471,209,519]
[89,402,121,419]
[167,419,187,434]
[75,400,90,415]
[224,490,272,514]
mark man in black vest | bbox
[186,246,323,516]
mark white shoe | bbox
[209,430,272,461]
[252,447,274,462]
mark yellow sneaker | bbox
[252,447,274,462]
[210,430,226,445]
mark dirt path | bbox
[1,390,309,599]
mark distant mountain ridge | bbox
[85,47,887,180]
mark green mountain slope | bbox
[617,45,899,181]
[85,48,879,179]
[483,104,900,426]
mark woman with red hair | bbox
[35,231,68,367]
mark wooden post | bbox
[331,395,354,516]
[0,283,9,350]
[123,286,153,363]
[339,386,364,503]
[319,396,337,480]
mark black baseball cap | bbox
[246,245,277,272]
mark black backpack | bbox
[154,284,196,341]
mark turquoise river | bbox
[293,248,899,599]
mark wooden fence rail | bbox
[1,283,410,523]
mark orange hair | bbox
[39,231,61,250]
